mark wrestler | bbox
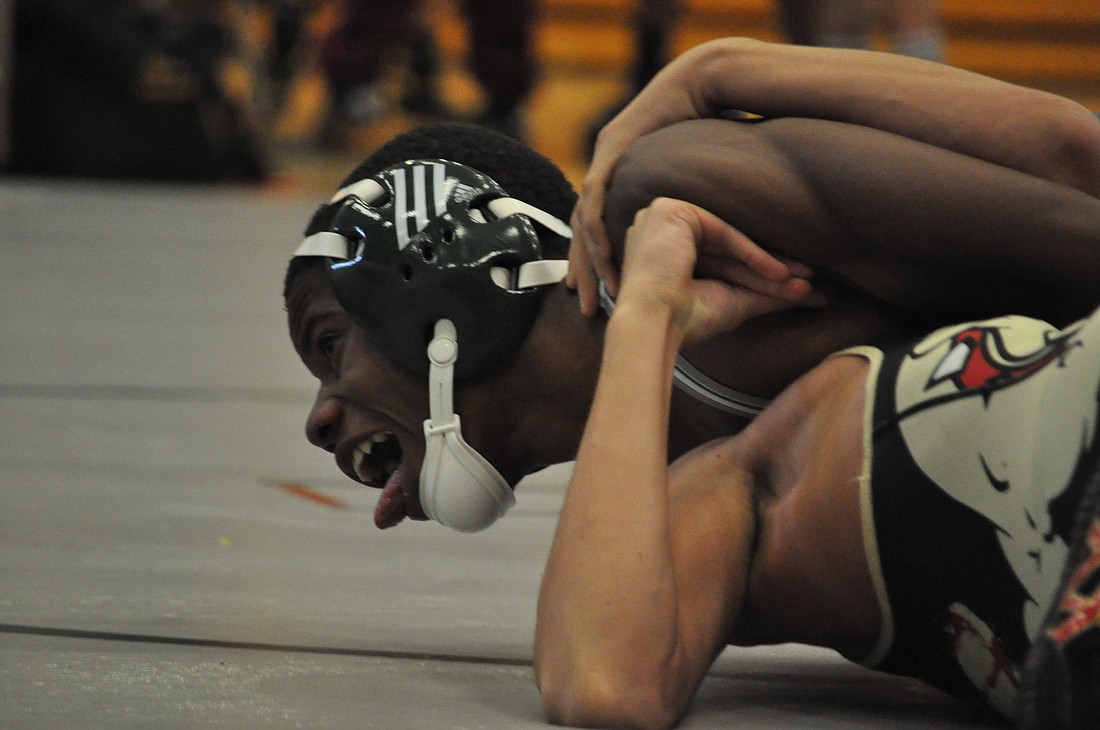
[534,196,1100,729]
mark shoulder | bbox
[750,354,871,452]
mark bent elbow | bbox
[537,665,682,730]
[1057,110,1100,199]
[1025,91,1100,198]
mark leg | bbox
[606,118,1100,325]
[631,0,683,90]
[267,0,312,108]
[398,5,452,118]
[460,0,537,138]
[317,0,420,142]
[583,0,684,159]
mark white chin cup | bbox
[420,320,515,532]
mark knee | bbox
[1020,90,1100,198]
[1053,106,1100,198]
[604,119,732,260]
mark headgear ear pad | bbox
[320,159,555,381]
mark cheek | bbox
[343,335,430,418]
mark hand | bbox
[616,198,821,346]
[568,48,718,316]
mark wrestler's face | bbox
[286,265,429,529]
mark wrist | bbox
[691,37,756,112]
[607,297,687,353]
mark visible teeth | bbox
[353,432,394,484]
[353,448,369,483]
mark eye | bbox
[317,332,343,374]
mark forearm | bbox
[535,303,693,728]
[539,199,790,725]
[659,38,1100,195]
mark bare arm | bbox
[534,200,805,729]
[571,36,1100,310]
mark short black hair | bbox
[286,122,577,300]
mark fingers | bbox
[572,182,821,320]
[576,122,640,299]
[713,287,803,332]
[683,279,805,346]
[626,198,792,284]
[777,256,815,280]
[614,196,827,344]
[567,233,601,317]
[570,197,619,309]
[644,199,825,305]
[573,192,617,293]
[688,203,791,282]
[695,254,822,305]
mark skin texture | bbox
[288,266,433,527]
[570,37,1100,314]
[286,219,814,528]
[531,45,1100,727]
[535,199,881,730]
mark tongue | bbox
[374,468,409,529]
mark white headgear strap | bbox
[420,319,516,532]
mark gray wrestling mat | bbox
[0,180,1000,728]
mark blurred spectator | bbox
[7,0,268,181]
[892,0,945,61]
[316,0,536,147]
[259,0,317,112]
[582,0,830,160]
[315,0,445,148]
[582,0,683,159]
[776,0,826,46]
[0,0,11,168]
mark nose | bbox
[305,389,341,453]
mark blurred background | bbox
[2,0,1098,193]
[0,4,1097,725]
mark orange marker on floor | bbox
[274,482,349,509]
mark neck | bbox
[474,285,606,482]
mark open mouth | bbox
[352,431,403,488]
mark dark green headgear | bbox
[294,159,570,380]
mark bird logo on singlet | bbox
[926,325,1079,394]
[877,320,1083,433]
